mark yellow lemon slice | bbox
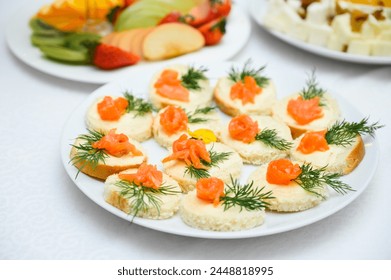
[188,129,217,144]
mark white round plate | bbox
[60,61,379,239]
[6,0,251,84]
[249,0,391,65]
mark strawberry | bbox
[93,44,140,70]
[198,17,226,46]
[210,0,232,17]
[159,12,182,24]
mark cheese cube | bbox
[307,23,333,46]
[306,2,331,25]
[371,40,391,56]
[347,39,372,55]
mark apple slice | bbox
[142,23,205,61]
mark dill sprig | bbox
[300,70,326,105]
[294,164,354,198]
[184,148,232,180]
[325,117,383,147]
[228,60,269,88]
[123,91,154,116]
[255,128,292,151]
[220,177,274,212]
[69,130,107,178]
[116,180,181,219]
[181,66,208,91]
[186,106,216,124]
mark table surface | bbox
[1,0,390,260]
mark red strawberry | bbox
[210,0,232,17]
[158,11,182,25]
[198,17,226,46]
[93,44,140,70]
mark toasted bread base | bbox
[104,170,181,219]
[272,93,341,139]
[180,191,265,231]
[69,139,147,180]
[220,115,292,165]
[213,78,277,117]
[248,165,328,212]
[290,135,365,175]
[163,142,243,193]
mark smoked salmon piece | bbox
[154,69,189,102]
[159,105,188,135]
[230,76,262,105]
[162,134,211,169]
[97,96,128,121]
[119,163,163,189]
[228,114,259,143]
[266,158,302,185]
[287,96,323,125]
[297,130,330,154]
[196,177,225,206]
[92,129,142,157]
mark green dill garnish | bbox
[300,70,326,104]
[228,60,269,88]
[115,180,181,219]
[184,148,232,180]
[186,106,216,124]
[294,164,354,198]
[255,128,292,151]
[123,91,154,116]
[325,117,383,147]
[220,177,274,212]
[211,17,227,33]
[180,66,208,91]
[69,130,107,178]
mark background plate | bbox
[60,61,379,239]
[6,0,251,84]
[249,0,391,65]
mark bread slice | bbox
[180,190,265,231]
[272,93,341,139]
[248,164,328,212]
[290,134,365,175]
[149,64,213,110]
[214,77,277,116]
[86,96,153,142]
[69,138,147,180]
[104,169,181,219]
[162,142,243,193]
[152,106,223,149]
[220,115,292,165]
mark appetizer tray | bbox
[6,0,251,84]
[60,61,379,239]
[249,0,391,65]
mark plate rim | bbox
[5,0,251,84]
[249,0,391,65]
[60,60,380,239]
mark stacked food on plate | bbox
[68,61,382,232]
[263,0,391,56]
[29,0,232,69]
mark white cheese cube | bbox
[327,34,346,51]
[306,2,331,25]
[361,21,377,39]
[307,23,333,46]
[287,0,301,11]
[347,39,372,55]
[379,29,391,40]
[332,14,360,44]
[371,40,391,56]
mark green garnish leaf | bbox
[116,180,181,220]
[300,70,326,104]
[220,177,274,212]
[181,65,208,91]
[184,147,232,180]
[69,130,107,178]
[325,117,383,146]
[294,164,354,198]
[123,91,154,116]
[186,106,216,124]
[228,60,269,88]
[255,128,293,151]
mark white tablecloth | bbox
[1,0,390,260]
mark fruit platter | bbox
[6,0,250,83]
